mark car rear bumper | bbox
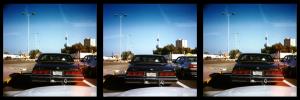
[31,76,84,83]
[189,70,197,77]
[231,75,284,83]
[183,68,197,77]
[125,77,178,84]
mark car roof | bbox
[134,54,164,57]
[40,53,70,55]
[240,53,270,55]
[178,56,197,58]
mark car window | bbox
[187,57,197,62]
[39,54,74,62]
[238,54,273,62]
[132,56,166,63]
[175,57,182,63]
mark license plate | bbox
[52,71,63,76]
[252,71,262,75]
[146,72,157,77]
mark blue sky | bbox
[204,4,297,54]
[103,4,197,56]
[3,4,96,54]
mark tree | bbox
[192,47,197,54]
[261,43,288,54]
[291,46,297,53]
[273,43,283,53]
[61,42,97,54]
[229,49,241,59]
[153,44,197,55]
[161,44,176,55]
[153,47,162,55]
[29,49,41,59]
[121,51,134,60]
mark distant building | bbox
[84,37,96,47]
[176,39,188,48]
[284,37,296,47]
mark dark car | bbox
[31,53,84,84]
[80,55,97,78]
[125,55,178,85]
[281,55,297,78]
[231,53,284,84]
[173,56,197,79]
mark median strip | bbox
[283,80,296,87]
[83,80,96,87]
[176,81,191,89]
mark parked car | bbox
[125,55,177,85]
[80,55,97,78]
[31,53,84,84]
[231,53,284,84]
[281,55,296,78]
[173,56,197,79]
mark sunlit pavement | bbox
[203,61,297,96]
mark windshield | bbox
[38,54,74,62]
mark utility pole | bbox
[233,33,239,50]
[222,6,235,56]
[114,12,127,61]
[156,33,160,49]
[22,7,36,57]
[32,33,40,50]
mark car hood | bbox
[34,62,77,70]
[103,87,197,97]
[6,85,96,96]
[212,85,296,97]
[234,62,277,70]
[128,63,175,71]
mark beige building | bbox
[176,39,188,48]
[84,37,96,47]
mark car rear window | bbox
[132,56,166,63]
[38,54,74,62]
[238,54,273,62]
[187,57,197,62]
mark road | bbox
[103,62,197,94]
[203,60,297,96]
[3,61,97,96]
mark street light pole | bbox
[22,10,35,57]
[114,13,127,61]
[222,8,235,56]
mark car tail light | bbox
[159,72,176,76]
[127,71,144,76]
[189,64,197,68]
[65,70,82,75]
[232,69,251,75]
[265,70,283,76]
[32,70,50,74]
